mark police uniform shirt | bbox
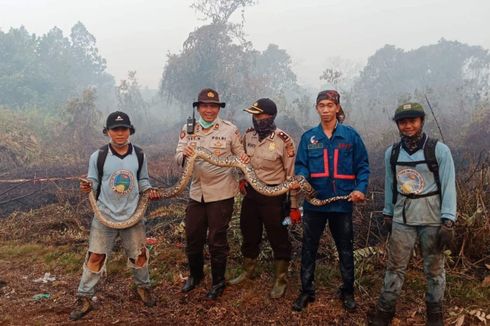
[175,117,246,203]
[243,127,298,208]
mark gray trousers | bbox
[378,222,445,312]
[76,218,150,297]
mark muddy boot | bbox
[367,306,395,326]
[270,260,289,299]
[181,254,204,293]
[229,257,257,285]
[426,302,443,326]
[136,287,156,307]
[69,296,93,321]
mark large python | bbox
[84,147,350,229]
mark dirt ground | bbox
[0,201,488,325]
[0,248,429,326]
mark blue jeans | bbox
[300,211,354,296]
[76,218,150,297]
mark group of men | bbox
[72,88,456,326]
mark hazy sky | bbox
[1,0,489,89]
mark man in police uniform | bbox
[368,103,456,326]
[228,98,301,299]
[175,88,249,300]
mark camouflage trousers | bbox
[377,222,445,312]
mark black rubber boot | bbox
[206,260,226,300]
[292,293,315,311]
[426,302,444,326]
[367,306,395,326]
[338,286,356,312]
[181,254,204,293]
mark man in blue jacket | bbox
[368,103,456,326]
[292,90,370,312]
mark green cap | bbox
[393,102,425,121]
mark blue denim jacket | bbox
[295,123,370,213]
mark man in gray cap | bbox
[368,103,457,326]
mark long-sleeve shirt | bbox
[383,139,457,225]
[295,123,370,213]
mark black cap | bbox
[244,98,277,116]
[104,111,135,134]
[192,88,226,108]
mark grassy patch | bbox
[0,243,51,262]
[315,263,341,288]
[446,274,490,307]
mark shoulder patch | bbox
[180,130,186,139]
[286,142,295,157]
[246,127,255,133]
[277,131,290,143]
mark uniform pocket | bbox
[334,148,355,179]
[308,149,329,178]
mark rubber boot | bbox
[292,293,315,311]
[270,260,288,299]
[181,254,204,293]
[229,257,257,285]
[367,306,395,326]
[426,302,444,326]
[206,260,226,300]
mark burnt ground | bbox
[0,201,489,326]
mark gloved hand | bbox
[383,215,393,233]
[290,208,302,224]
[438,218,455,250]
[239,179,248,195]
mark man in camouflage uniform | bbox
[228,98,301,298]
[368,103,457,326]
[176,88,249,300]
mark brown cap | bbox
[192,88,226,108]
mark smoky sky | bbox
[1,0,489,88]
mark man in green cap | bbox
[368,103,457,326]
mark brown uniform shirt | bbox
[175,117,246,203]
[243,127,298,208]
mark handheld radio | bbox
[186,106,196,134]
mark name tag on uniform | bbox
[212,140,226,149]
[307,143,324,149]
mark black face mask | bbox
[253,116,276,141]
[400,130,425,154]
